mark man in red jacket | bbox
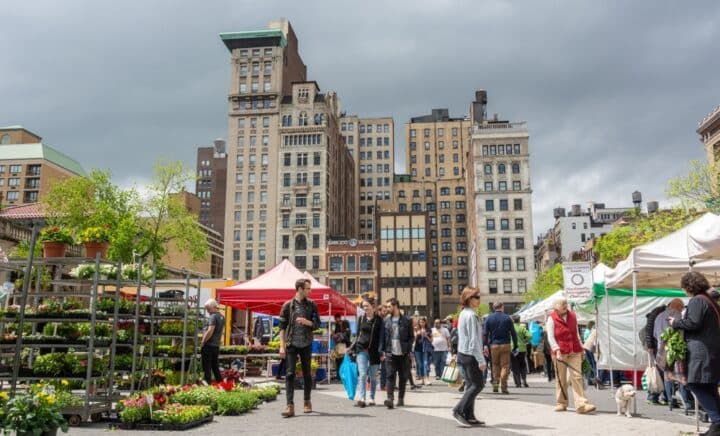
[547,297,596,414]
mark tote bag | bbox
[441,358,459,384]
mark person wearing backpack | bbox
[669,272,720,435]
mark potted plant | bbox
[38,226,74,258]
[78,225,111,259]
[3,387,69,436]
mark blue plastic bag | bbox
[339,353,358,400]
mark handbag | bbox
[441,358,459,384]
[533,350,546,368]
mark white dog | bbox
[615,384,636,418]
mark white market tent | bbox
[596,213,720,379]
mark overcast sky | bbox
[2,0,719,238]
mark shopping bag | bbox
[646,354,664,394]
[441,358,459,384]
[533,350,545,368]
[339,354,358,400]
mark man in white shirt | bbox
[431,319,452,379]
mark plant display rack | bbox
[0,254,128,425]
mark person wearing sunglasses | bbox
[452,287,487,427]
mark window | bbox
[312,256,320,270]
[498,163,506,174]
[484,182,493,191]
[330,256,343,272]
[295,234,307,250]
[489,279,498,294]
[313,172,321,186]
[246,250,253,261]
[513,181,521,191]
[502,258,511,271]
[6,191,18,201]
[500,219,509,230]
[516,238,525,249]
[283,173,291,186]
[410,129,416,137]
[512,163,520,174]
[295,213,307,225]
[282,214,290,228]
[456,214,465,223]
[501,238,510,249]
[572,223,577,230]
[518,279,527,293]
[486,219,495,230]
[499,181,507,191]
[514,144,521,154]
[514,199,523,210]
[499,199,508,211]
[503,279,513,294]
[517,258,526,271]
[485,200,494,211]
[487,238,496,250]
[488,258,497,271]
[347,255,356,271]
[313,152,321,165]
[515,218,524,230]
[295,256,306,270]
[296,194,307,207]
[9,165,21,173]
[484,164,492,174]
[312,213,320,228]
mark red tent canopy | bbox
[216,259,357,316]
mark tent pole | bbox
[245,310,250,345]
[594,299,600,390]
[632,270,638,416]
[328,302,332,384]
[606,283,614,394]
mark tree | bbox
[524,263,563,302]
[42,170,140,262]
[592,208,702,267]
[667,159,720,213]
[134,160,208,264]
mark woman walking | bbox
[669,272,720,435]
[414,317,433,385]
[452,287,487,427]
[354,299,383,407]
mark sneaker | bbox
[452,411,472,428]
[467,417,485,426]
[356,400,366,408]
[384,399,394,409]
[368,399,375,406]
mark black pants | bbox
[201,345,221,384]
[511,351,528,386]
[285,345,312,405]
[544,352,555,381]
[688,383,720,424]
[405,354,416,387]
[386,354,408,401]
[454,353,482,419]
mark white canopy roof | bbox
[687,213,720,260]
[605,213,720,289]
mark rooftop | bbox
[0,125,42,140]
[0,143,86,176]
[219,29,287,51]
[0,203,46,220]
[698,105,720,133]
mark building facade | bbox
[221,20,355,281]
[326,239,378,298]
[698,105,720,164]
[339,116,395,240]
[196,139,228,236]
[467,91,535,313]
[0,126,85,207]
[377,211,431,316]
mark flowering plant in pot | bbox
[38,226,73,258]
[78,225,111,259]
[3,385,69,436]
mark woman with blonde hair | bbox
[452,287,487,427]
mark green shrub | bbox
[215,390,260,415]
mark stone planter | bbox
[43,242,68,258]
[84,241,109,259]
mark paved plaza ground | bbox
[67,375,703,435]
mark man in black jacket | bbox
[644,304,667,405]
[378,298,413,409]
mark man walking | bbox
[547,297,596,414]
[510,315,531,388]
[483,302,517,394]
[379,298,413,409]
[279,278,320,418]
[431,318,451,379]
[201,299,225,384]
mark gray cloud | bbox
[1,0,719,237]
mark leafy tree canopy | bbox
[524,263,564,303]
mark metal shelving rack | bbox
[0,252,126,425]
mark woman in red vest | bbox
[546,297,596,414]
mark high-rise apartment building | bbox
[340,116,395,241]
[221,20,355,281]
[467,90,535,313]
[196,139,227,235]
[0,126,85,207]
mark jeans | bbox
[454,353,482,419]
[687,383,720,424]
[414,351,428,377]
[285,345,312,405]
[201,345,221,384]
[511,351,528,386]
[380,359,387,388]
[356,351,379,401]
[385,354,408,401]
[433,351,447,378]
[584,350,597,384]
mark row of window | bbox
[430,242,468,252]
[487,257,527,271]
[233,210,269,222]
[359,164,391,174]
[237,135,270,148]
[282,152,322,166]
[353,123,390,134]
[281,113,325,127]
[280,234,322,251]
[438,255,469,266]
[233,229,269,242]
[486,218,525,230]
[234,172,269,185]
[379,277,428,288]
[482,144,522,156]
[441,284,469,295]
[281,172,322,187]
[0,165,31,174]
[483,181,523,192]
[409,140,460,151]
[239,81,272,94]
[410,127,461,138]
[198,160,211,167]
[235,191,268,203]
[329,255,375,272]
[198,169,213,178]
[197,191,211,199]
[485,198,524,211]
[359,219,374,229]
[281,192,322,207]
[410,153,460,164]
[330,277,375,294]
[483,162,521,175]
[489,278,527,294]
[358,137,391,147]
[237,154,269,167]
[237,98,272,110]
[487,237,525,250]
[433,227,467,238]
[410,167,461,177]
[280,213,322,228]
[379,227,427,240]
[360,177,391,187]
[239,62,273,76]
[238,116,270,129]
[359,192,390,201]
[358,151,391,161]
[238,48,274,58]
[233,248,267,262]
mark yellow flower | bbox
[61,380,69,386]
[0,392,8,401]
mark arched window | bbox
[498,163,506,174]
[295,234,307,251]
[512,163,520,174]
[299,112,308,126]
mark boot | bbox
[303,401,312,413]
[281,404,295,418]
